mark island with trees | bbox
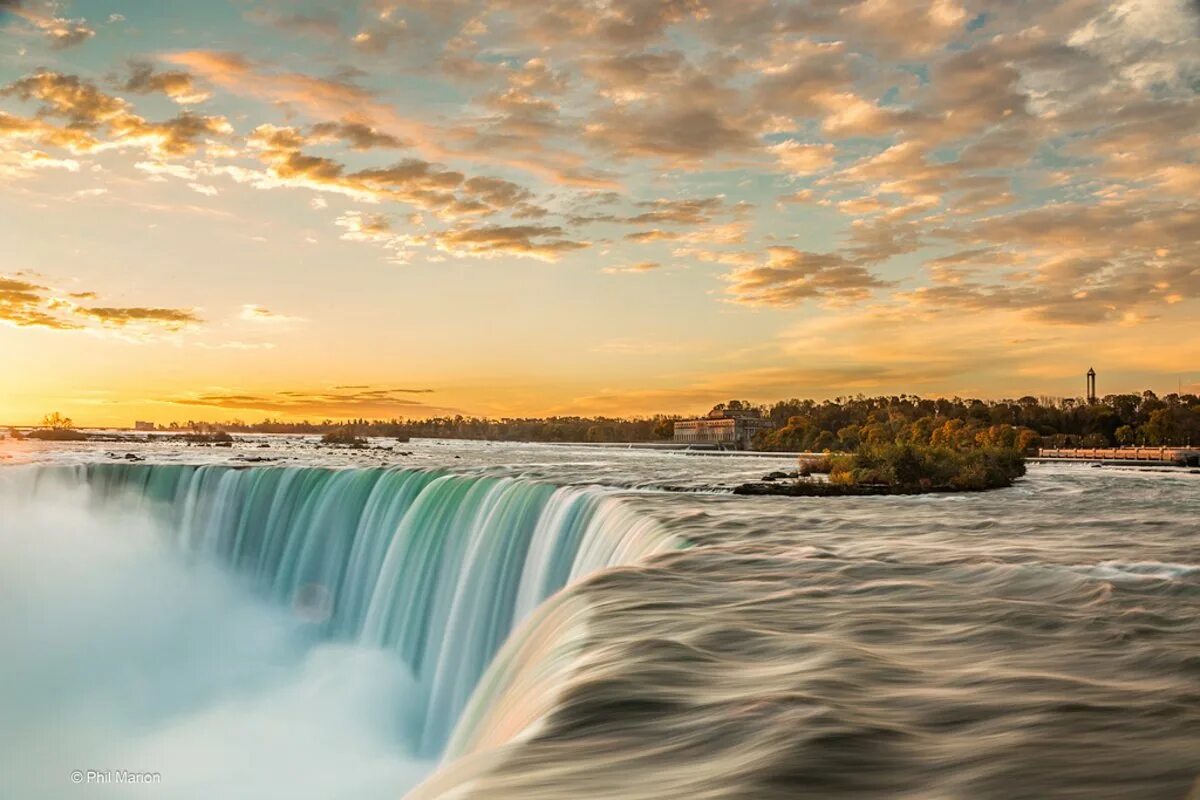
[735,443,1027,496]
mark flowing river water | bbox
[1,437,1197,799]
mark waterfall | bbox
[16,463,679,759]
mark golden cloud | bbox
[0,273,201,333]
[2,70,230,158]
[720,246,891,307]
[434,223,589,261]
[6,2,95,48]
[167,386,455,419]
[122,61,212,105]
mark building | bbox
[673,408,773,450]
[1087,367,1097,404]
[134,420,156,431]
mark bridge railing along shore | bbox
[1036,447,1200,467]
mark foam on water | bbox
[0,463,679,798]
[3,450,1199,799]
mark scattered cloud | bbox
[770,140,837,174]
[77,306,202,329]
[2,0,1199,415]
[0,273,201,333]
[122,61,212,105]
[5,1,95,48]
[719,247,891,308]
[434,223,588,261]
[310,119,407,150]
[602,261,661,274]
[239,304,305,324]
[2,70,231,157]
[166,386,454,418]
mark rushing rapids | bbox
[3,444,1199,800]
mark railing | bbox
[1038,447,1197,463]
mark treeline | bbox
[157,415,679,443]
[753,391,1200,451]
[144,390,1200,450]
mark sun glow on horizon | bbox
[1,0,1197,426]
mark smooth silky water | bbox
[2,440,1198,799]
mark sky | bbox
[1,0,1198,426]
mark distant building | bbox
[134,421,156,431]
[1087,367,1097,404]
[673,408,773,450]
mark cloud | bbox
[1067,0,1200,94]
[3,71,128,128]
[165,50,439,155]
[625,197,726,226]
[627,221,748,246]
[0,110,99,153]
[333,212,424,263]
[239,305,305,324]
[1,0,1196,358]
[719,246,891,307]
[234,123,548,228]
[0,275,81,329]
[335,211,396,242]
[167,386,453,418]
[434,224,588,261]
[165,48,611,188]
[468,0,707,51]
[122,62,212,105]
[901,199,1200,324]
[310,120,407,150]
[2,71,231,157]
[0,273,201,333]
[578,49,762,165]
[6,2,95,48]
[350,3,412,53]
[602,261,661,274]
[770,140,836,174]
[77,307,202,329]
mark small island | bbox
[21,412,90,441]
[735,442,1026,496]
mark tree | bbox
[813,430,837,451]
[40,412,74,430]
[1143,408,1176,445]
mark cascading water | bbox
[1,463,679,798]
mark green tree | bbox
[1143,408,1176,445]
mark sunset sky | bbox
[1,0,1198,425]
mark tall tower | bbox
[1087,367,1096,404]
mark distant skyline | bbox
[2,0,1198,426]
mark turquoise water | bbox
[0,462,678,798]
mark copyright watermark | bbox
[71,769,161,786]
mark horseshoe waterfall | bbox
[0,463,679,799]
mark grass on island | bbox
[826,442,1025,491]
